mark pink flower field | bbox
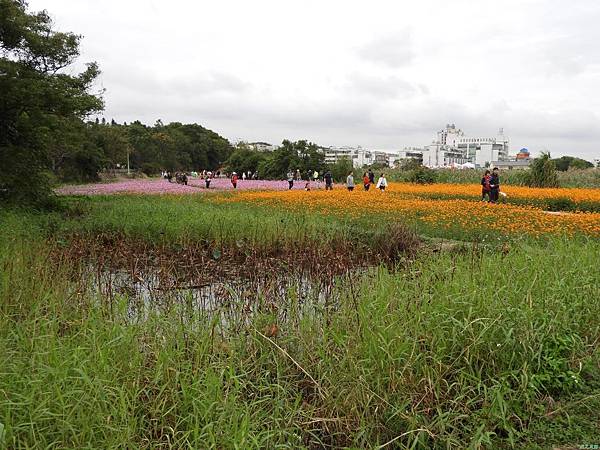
[56,178,322,195]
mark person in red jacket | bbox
[362,172,371,191]
[481,170,491,201]
[231,172,238,189]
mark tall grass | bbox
[49,195,506,244]
[388,168,600,188]
[1,205,599,448]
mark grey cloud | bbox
[103,68,249,97]
[540,34,600,76]
[344,73,419,99]
[357,32,414,68]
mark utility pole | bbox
[127,147,130,175]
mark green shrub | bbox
[525,152,559,188]
[547,197,576,212]
[408,166,437,184]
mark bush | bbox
[525,152,559,188]
[330,157,353,182]
[546,198,576,212]
[140,162,162,175]
[408,166,437,184]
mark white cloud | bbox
[356,32,414,68]
[27,0,600,160]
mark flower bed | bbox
[215,189,600,237]
[57,178,315,195]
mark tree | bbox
[0,0,103,204]
[399,158,423,171]
[552,156,593,171]
[408,165,437,184]
[225,145,267,175]
[526,152,559,188]
[329,156,353,182]
[257,141,302,179]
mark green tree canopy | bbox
[552,155,593,171]
[0,0,103,204]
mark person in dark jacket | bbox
[481,170,491,202]
[323,171,333,190]
[368,169,375,185]
[489,168,500,203]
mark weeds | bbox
[1,200,599,449]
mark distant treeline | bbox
[56,119,234,181]
[55,122,355,183]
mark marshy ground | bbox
[1,195,599,449]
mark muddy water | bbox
[83,261,360,327]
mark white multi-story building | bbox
[248,142,278,152]
[324,146,374,167]
[421,124,510,168]
[388,147,425,167]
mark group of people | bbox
[163,169,220,188]
[162,171,188,185]
[480,167,501,203]
[164,167,502,200]
[358,169,387,192]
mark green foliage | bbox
[552,155,593,171]
[225,144,268,175]
[256,140,325,179]
[386,167,600,188]
[0,0,103,205]
[398,158,423,171]
[546,197,576,212]
[329,156,353,182]
[408,165,437,184]
[525,152,559,188]
[1,202,599,448]
[123,121,232,174]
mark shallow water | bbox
[83,261,356,327]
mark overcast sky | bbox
[30,0,600,159]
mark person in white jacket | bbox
[376,173,388,191]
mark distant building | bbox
[248,142,278,152]
[594,158,600,168]
[421,124,510,168]
[492,160,531,170]
[324,146,373,167]
[516,148,531,160]
[388,147,424,167]
[373,151,390,166]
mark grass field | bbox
[1,192,599,449]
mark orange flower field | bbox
[216,186,600,237]
[385,182,600,203]
[382,183,600,210]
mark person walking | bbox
[287,170,294,190]
[231,172,238,189]
[324,170,333,190]
[346,171,355,191]
[362,172,370,191]
[295,169,301,181]
[368,169,375,186]
[481,169,491,202]
[376,173,388,192]
[242,172,247,181]
[205,171,212,188]
[489,167,500,203]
